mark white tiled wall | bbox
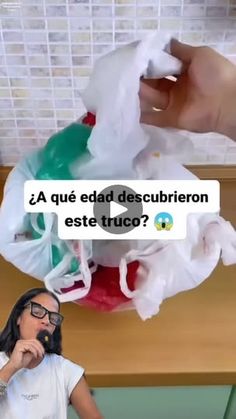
[0,0,236,166]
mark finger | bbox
[140,100,154,113]
[171,39,195,64]
[141,78,175,92]
[19,339,44,356]
[21,344,38,359]
[21,341,44,358]
[140,110,174,128]
[139,83,169,109]
[29,340,45,357]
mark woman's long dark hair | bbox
[0,288,62,356]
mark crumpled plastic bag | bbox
[64,31,236,319]
[0,125,93,287]
[73,32,191,180]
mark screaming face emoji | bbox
[154,212,173,231]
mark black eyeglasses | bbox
[24,301,64,327]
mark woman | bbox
[0,287,103,419]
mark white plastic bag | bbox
[0,152,92,288]
[119,214,236,320]
[0,153,52,279]
[60,31,236,318]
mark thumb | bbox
[171,39,195,64]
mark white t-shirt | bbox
[0,351,84,419]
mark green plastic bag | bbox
[31,123,92,271]
[36,122,92,180]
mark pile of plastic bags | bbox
[0,32,236,320]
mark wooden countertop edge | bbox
[187,165,236,180]
[1,165,236,182]
[89,372,236,387]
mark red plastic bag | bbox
[61,261,139,312]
